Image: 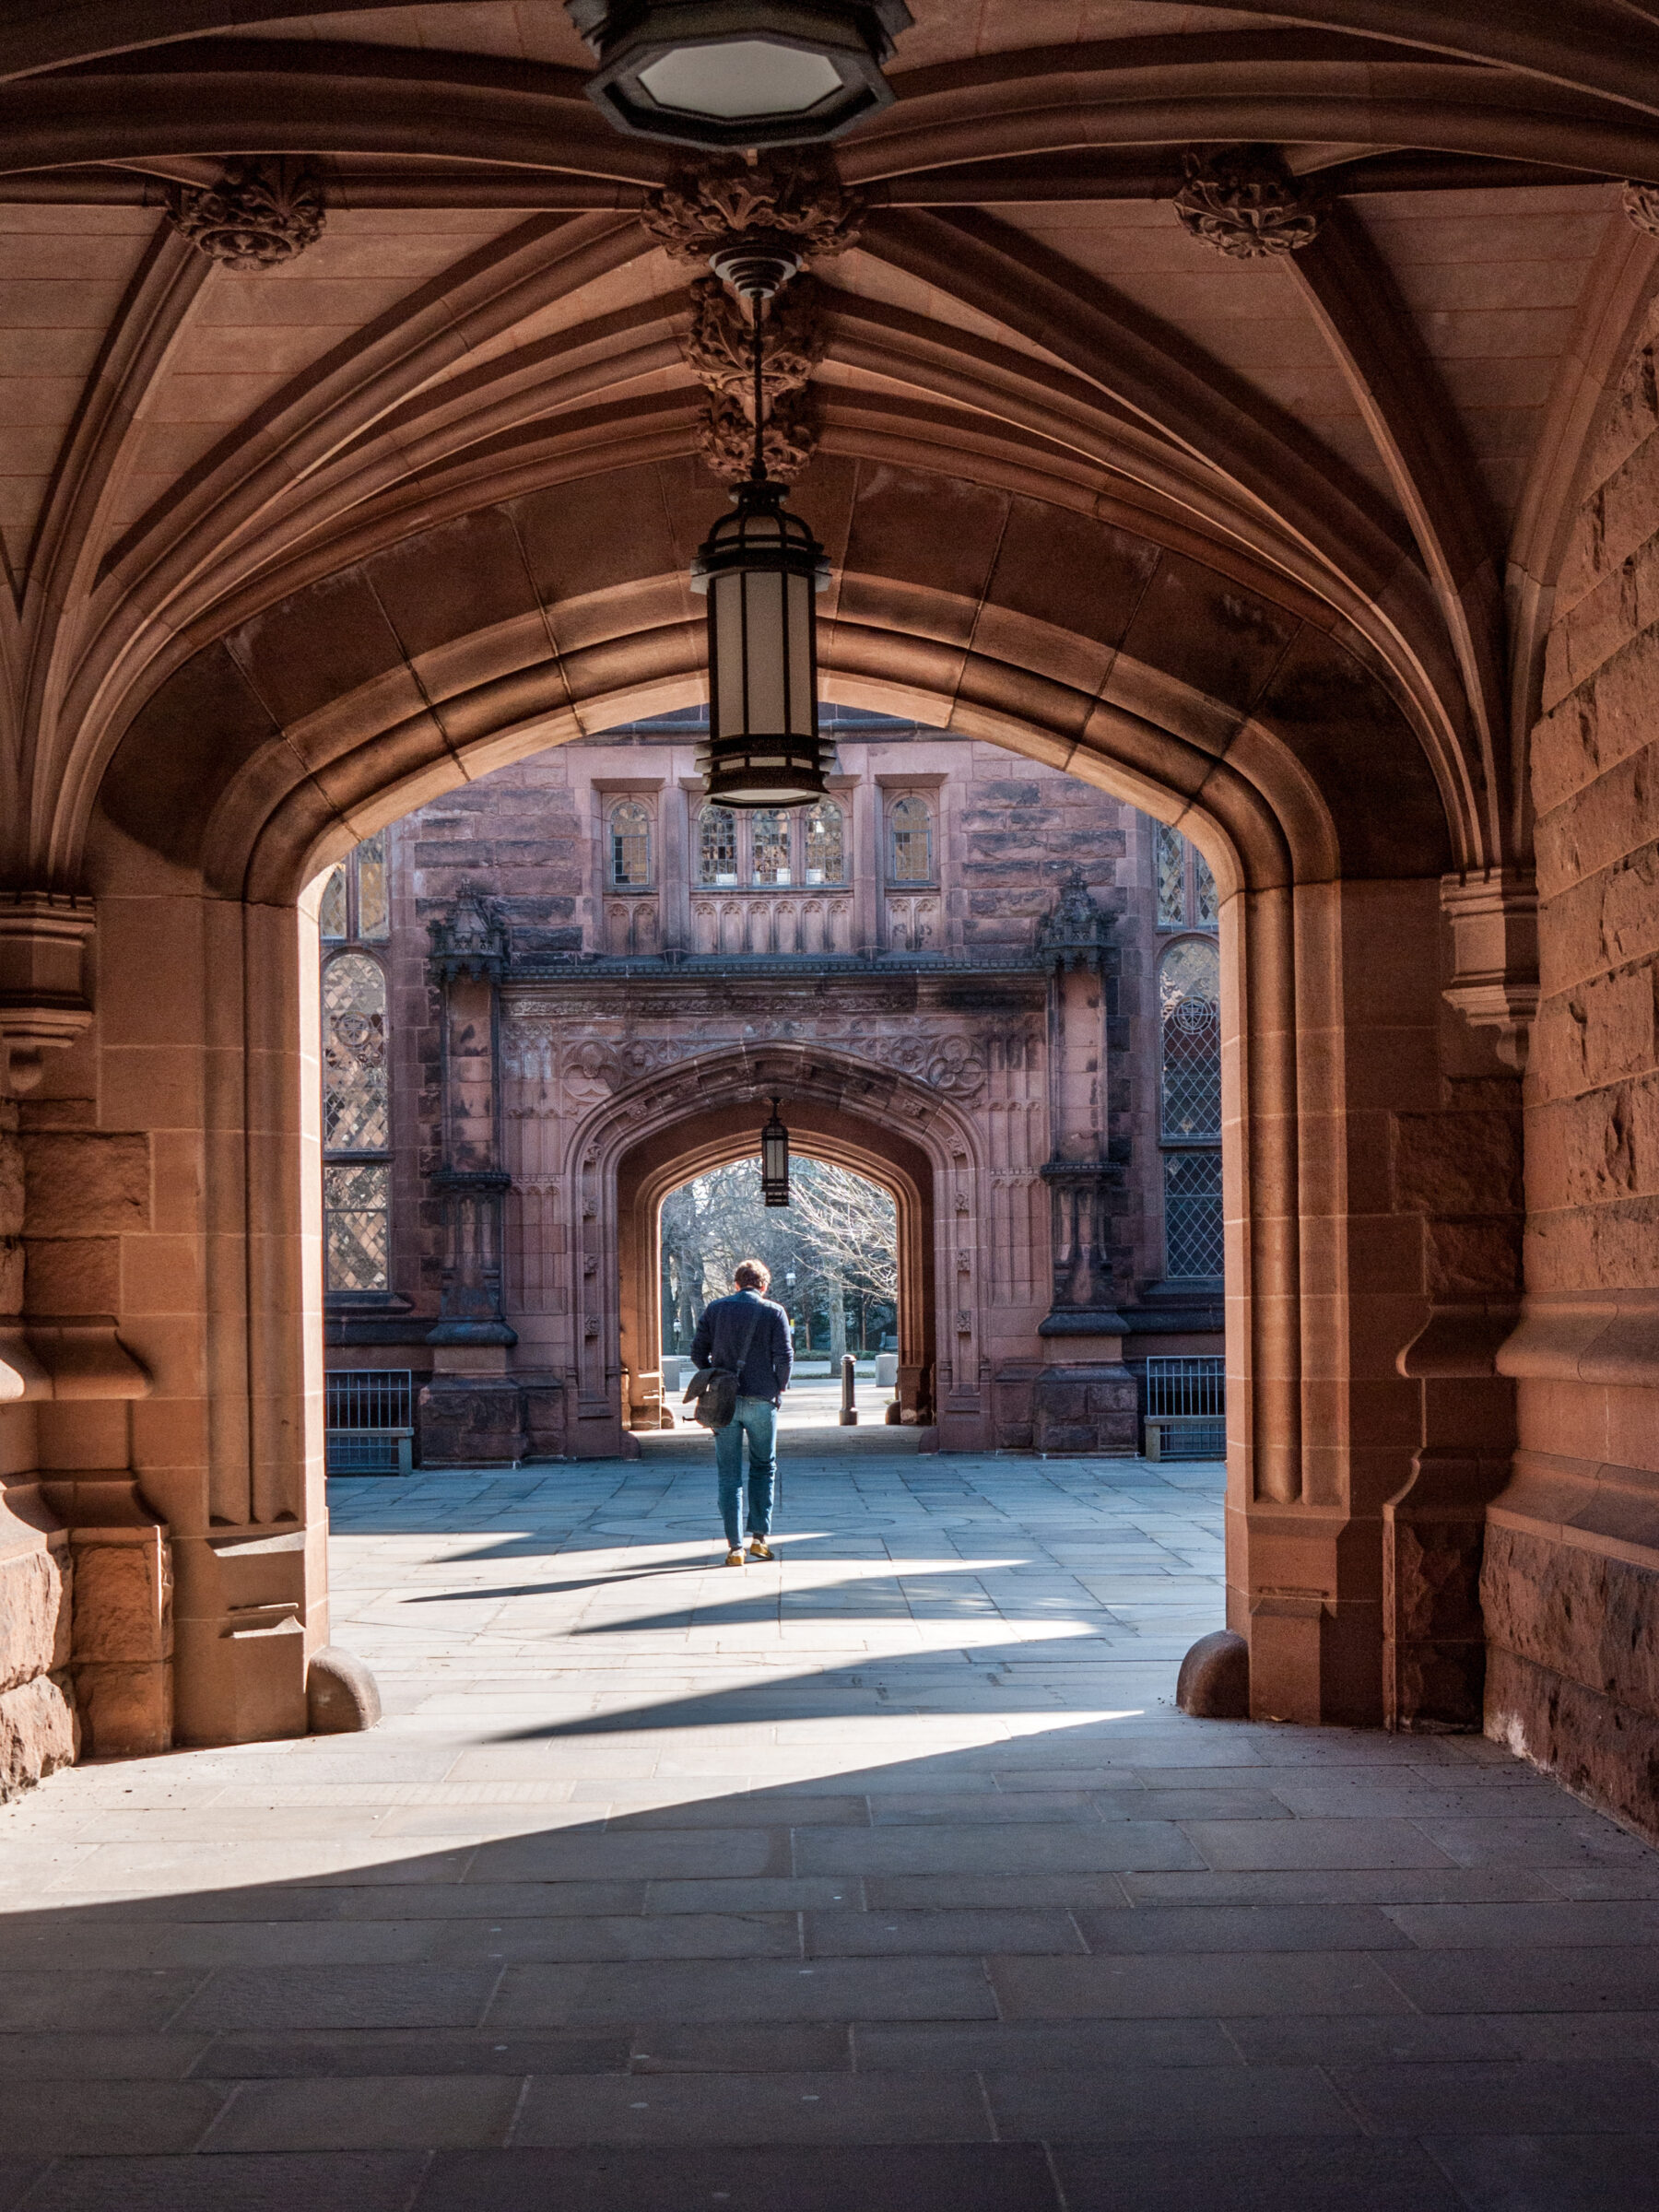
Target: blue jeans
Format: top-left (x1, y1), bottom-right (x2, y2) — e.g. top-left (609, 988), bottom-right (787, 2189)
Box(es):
top-left (715, 1396), bottom-right (777, 1548)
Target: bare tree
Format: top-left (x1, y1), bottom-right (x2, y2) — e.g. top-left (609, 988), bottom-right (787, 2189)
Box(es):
top-left (786, 1160), bottom-right (899, 1309)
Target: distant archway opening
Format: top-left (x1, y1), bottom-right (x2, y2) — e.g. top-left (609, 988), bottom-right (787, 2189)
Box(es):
top-left (658, 1155), bottom-right (900, 1428)
top-left (614, 1092), bottom-right (936, 1440)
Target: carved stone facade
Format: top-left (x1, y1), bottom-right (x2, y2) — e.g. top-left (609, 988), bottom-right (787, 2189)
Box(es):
top-left (323, 715), bottom-right (1222, 1462)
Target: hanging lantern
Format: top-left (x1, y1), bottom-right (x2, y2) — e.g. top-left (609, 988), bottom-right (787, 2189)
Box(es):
top-left (566, 0), bottom-right (912, 149)
top-left (760, 1096), bottom-right (790, 1206)
top-left (689, 244), bottom-right (830, 809)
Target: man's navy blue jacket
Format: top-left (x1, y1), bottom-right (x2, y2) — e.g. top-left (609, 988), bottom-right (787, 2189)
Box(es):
top-left (691, 1289), bottom-right (794, 1405)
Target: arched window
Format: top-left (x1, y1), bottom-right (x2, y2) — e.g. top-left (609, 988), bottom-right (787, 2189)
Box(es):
top-left (888, 794), bottom-right (933, 883)
top-left (609, 800), bottom-right (651, 888)
top-left (319, 828), bottom-right (389, 944)
top-left (322, 949), bottom-right (390, 1291)
top-left (698, 804), bottom-right (737, 886)
top-left (1159, 936), bottom-right (1223, 1278)
top-left (752, 808), bottom-right (791, 885)
top-left (804, 798), bottom-right (845, 884)
top-left (1155, 823), bottom-right (1218, 932)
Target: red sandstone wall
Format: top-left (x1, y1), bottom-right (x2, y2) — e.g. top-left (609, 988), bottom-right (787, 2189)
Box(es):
top-left (1487, 297), bottom-right (1659, 1837)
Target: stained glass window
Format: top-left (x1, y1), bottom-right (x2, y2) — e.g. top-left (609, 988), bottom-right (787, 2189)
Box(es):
top-left (324, 953), bottom-right (388, 1152)
top-left (324, 1161), bottom-right (390, 1293)
top-left (752, 809), bottom-right (791, 885)
top-left (1194, 847), bottom-right (1218, 926)
top-left (356, 830), bottom-right (389, 940)
top-left (1164, 1150), bottom-right (1224, 1277)
top-left (1159, 937), bottom-right (1221, 1140)
top-left (610, 800), bottom-right (651, 888)
top-left (1156, 821), bottom-right (1184, 926)
top-left (319, 865), bottom-right (347, 941)
top-left (699, 804), bottom-right (737, 886)
top-left (805, 798), bottom-right (844, 884)
top-left (888, 794), bottom-right (933, 883)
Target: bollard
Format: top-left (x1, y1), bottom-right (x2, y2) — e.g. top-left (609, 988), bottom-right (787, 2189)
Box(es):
top-left (839, 1353), bottom-right (858, 1426)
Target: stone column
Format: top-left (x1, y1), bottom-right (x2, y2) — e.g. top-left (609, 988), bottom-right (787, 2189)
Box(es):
top-left (1031, 872), bottom-right (1137, 1453)
top-left (419, 896), bottom-right (525, 1465)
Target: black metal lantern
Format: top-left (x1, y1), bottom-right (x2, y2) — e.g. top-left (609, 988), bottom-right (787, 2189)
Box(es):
top-left (566, 0), bottom-right (912, 149)
top-left (690, 262), bottom-right (830, 809)
top-left (760, 1095), bottom-right (790, 1206)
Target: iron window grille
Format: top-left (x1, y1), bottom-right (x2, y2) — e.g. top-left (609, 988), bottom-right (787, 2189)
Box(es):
top-left (324, 1369), bottom-right (414, 1474)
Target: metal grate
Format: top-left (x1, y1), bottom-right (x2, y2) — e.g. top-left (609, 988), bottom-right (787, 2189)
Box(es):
top-left (1145, 1356), bottom-right (1225, 1418)
top-left (1164, 1149), bottom-right (1224, 1277)
top-left (1144, 1355), bottom-right (1226, 1461)
top-left (325, 1369), bottom-right (413, 1477)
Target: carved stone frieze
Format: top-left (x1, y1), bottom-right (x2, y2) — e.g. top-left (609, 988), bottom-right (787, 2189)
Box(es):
top-left (167, 158), bottom-right (326, 270)
top-left (502, 1014), bottom-right (1013, 1101)
top-left (1172, 153), bottom-right (1323, 260)
top-left (641, 156), bottom-right (863, 270)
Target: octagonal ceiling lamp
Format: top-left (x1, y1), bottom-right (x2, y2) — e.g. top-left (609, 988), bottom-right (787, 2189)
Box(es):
top-left (566, 0), bottom-right (912, 148)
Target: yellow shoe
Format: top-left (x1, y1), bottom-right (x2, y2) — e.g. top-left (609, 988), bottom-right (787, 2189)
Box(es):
top-left (724, 1547), bottom-right (746, 1567)
top-left (747, 1537), bottom-right (774, 1561)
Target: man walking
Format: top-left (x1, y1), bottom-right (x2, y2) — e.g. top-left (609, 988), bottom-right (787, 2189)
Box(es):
top-left (691, 1259), bottom-right (793, 1567)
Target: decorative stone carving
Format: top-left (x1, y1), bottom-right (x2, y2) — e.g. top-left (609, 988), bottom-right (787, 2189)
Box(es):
top-left (166, 158), bottom-right (326, 270)
top-left (685, 274), bottom-right (824, 400)
top-left (1624, 181), bottom-right (1659, 237)
top-left (699, 388), bottom-right (818, 482)
top-left (1172, 153), bottom-right (1323, 260)
top-left (641, 155), bottom-right (863, 270)
top-left (429, 891), bottom-right (510, 982)
top-left (1036, 867), bottom-right (1113, 971)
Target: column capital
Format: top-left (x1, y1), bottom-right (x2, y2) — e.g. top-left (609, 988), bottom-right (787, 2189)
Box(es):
top-left (0, 890), bottom-right (94, 1093)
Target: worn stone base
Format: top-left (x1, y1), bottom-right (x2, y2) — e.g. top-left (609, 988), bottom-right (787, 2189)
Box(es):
top-left (418, 1378), bottom-right (531, 1465)
top-left (1486, 1644), bottom-right (1659, 1848)
top-left (0, 1671), bottom-right (77, 1799)
top-left (1032, 1364), bottom-right (1138, 1455)
top-left (1481, 1519), bottom-right (1659, 1841)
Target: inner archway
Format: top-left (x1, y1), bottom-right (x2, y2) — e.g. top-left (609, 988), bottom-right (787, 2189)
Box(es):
top-left (613, 1078), bottom-right (939, 1444)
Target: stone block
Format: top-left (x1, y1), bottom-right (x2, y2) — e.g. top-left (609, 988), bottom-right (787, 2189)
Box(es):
top-left (308, 1644), bottom-right (382, 1734)
top-left (0, 1545), bottom-right (70, 1694)
top-left (418, 1378), bottom-right (529, 1465)
top-left (1481, 1521), bottom-right (1659, 1722)
top-left (1031, 1366), bottom-right (1136, 1455)
top-left (1389, 1110), bottom-right (1522, 1220)
top-left (1176, 1629), bottom-right (1249, 1718)
top-left (71, 1529), bottom-right (171, 1665)
top-left (1487, 1643), bottom-right (1659, 1850)
top-left (74, 1657), bottom-right (170, 1758)
top-left (19, 1132), bottom-right (150, 1237)
top-left (0, 1669), bottom-right (76, 1798)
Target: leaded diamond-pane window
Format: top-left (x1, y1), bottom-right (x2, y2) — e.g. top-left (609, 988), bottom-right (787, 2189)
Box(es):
top-left (356, 830), bottom-right (389, 940)
top-left (1194, 848), bottom-right (1218, 925)
top-left (1164, 1150), bottom-right (1224, 1278)
top-left (805, 798), bottom-right (844, 883)
top-left (1159, 937), bottom-right (1221, 1141)
top-left (752, 808), bottom-right (791, 885)
top-left (699, 804), bottom-right (737, 886)
top-left (324, 1161), bottom-right (390, 1292)
top-left (610, 800), bottom-right (651, 887)
top-left (319, 865), bottom-right (347, 941)
top-left (1156, 821), bottom-right (1184, 926)
top-left (888, 794), bottom-right (933, 883)
top-left (323, 952), bottom-right (388, 1152)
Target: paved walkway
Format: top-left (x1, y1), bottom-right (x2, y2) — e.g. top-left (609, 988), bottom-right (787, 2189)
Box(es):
top-left (1, 1438), bottom-right (1656, 2210)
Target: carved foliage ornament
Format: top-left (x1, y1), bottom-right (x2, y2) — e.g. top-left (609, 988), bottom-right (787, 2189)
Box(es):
top-left (700, 388), bottom-right (818, 483)
top-left (685, 274), bottom-right (824, 399)
top-left (1624, 182), bottom-right (1659, 238)
top-left (167, 158), bottom-right (326, 270)
top-left (641, 155), bottom-right (863, 268)
top-left (1172, 153), bottom-right (1323, 261)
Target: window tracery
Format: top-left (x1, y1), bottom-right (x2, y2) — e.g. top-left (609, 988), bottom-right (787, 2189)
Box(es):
top-left (804, 798), bottom-right (844, 883)
top-left (1159, 935), bottom-right (1223, 1279)
top-left (318, 832), bottom-right (393, 1294)
top-left (698, 803), bottom-right (738, 886)
top-left (1155, 824), bottom-right (1218, 932)
top-left (609, 799), bottom-right (652, 888)
top-left (752, 808), bottom-right (791, 885)
top-left (888, 794), bottom-right (934, 883)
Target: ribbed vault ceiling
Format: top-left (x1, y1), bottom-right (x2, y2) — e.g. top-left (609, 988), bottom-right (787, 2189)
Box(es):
top-left (4, 0), bottom-right (1659, 887)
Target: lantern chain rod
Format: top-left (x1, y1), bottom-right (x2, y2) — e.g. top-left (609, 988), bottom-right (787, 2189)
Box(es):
top-left (751, 300), bottom-right (766, 483)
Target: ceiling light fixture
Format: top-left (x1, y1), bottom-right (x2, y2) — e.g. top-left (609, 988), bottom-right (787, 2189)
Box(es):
top-left (566, 0), bottom-right (912, 148)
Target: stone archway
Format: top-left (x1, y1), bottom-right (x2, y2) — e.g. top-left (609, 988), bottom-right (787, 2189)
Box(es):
top-left (576, 1048), bottom-right (964, 1457)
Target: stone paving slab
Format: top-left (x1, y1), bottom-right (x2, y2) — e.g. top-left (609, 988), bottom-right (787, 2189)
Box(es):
top-left (3, 1446), bottom-right (1658, 2208)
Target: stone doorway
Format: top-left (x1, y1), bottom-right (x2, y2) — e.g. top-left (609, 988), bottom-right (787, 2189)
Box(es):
top-left (612, 1077), bottom-right (939, 1450)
